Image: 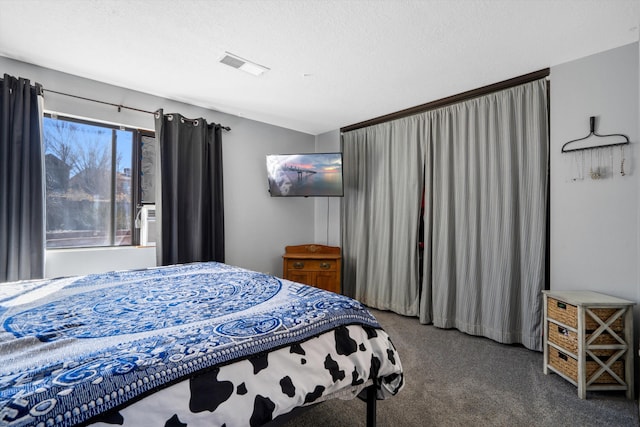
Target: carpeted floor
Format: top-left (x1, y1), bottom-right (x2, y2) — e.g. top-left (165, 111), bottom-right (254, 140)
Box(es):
top-left (283, 308), bottom-right (639, 427)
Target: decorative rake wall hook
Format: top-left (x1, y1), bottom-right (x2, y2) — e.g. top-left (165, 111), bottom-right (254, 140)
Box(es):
top-left (561, 116), bottom-right (630, 180)
top-left (561, 116), bottom-right (629, 153)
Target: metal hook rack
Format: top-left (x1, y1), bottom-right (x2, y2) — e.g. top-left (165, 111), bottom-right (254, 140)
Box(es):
top-left (561, 116), bottom-right (629, 153)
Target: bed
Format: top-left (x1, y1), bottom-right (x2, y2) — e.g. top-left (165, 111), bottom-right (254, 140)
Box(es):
top-left (0, 262), bottom-right (403, 427)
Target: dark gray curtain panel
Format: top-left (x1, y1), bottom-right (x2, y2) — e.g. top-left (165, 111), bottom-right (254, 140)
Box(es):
top-left (154, 111), bottom-right (225, 266)
top-left (342, 79), bottom-right (548, 351)
top-left (0, 74), bottom-right (45, 282)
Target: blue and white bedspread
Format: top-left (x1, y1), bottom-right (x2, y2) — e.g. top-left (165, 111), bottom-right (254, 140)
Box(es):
top-left (0, 262), bottom-right (403, 427)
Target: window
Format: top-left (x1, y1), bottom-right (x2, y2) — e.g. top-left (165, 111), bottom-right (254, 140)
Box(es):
top-left (43, 115), bottom-right (152, 248)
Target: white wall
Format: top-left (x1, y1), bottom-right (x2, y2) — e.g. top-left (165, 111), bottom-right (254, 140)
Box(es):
top-left (45, 246), bottom-right (156, 278)
top-left (549, 40), bottom-right (639, 394)
top-left (550, 41), bottom-right (640, 385)
top-left (11, 41), bottom-right (637, 293)
top-left (550, 42), bottom-right (638, 302)
top-left (224, 116), bottom-right (316, 276)
top-left (313, 129), bottom-right (342, 246)
top-left (0, 56), bottom-right (316, 277)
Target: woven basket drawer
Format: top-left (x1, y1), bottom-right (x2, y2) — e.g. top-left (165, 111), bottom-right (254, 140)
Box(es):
top-left (547, 298), bottom-right (623, 330)
top-left (549, 348), bottom-right (624, 385)
top-left (547, 298), bottom-right (578, 327)
top-left (548, 325), bottom-right (621, 354)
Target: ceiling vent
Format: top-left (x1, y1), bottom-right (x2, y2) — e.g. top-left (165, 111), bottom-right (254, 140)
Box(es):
top-left (219, 52), bottom-right (270, 76)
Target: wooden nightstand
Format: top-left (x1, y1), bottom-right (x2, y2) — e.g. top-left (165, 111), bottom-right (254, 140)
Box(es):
top-left (542, 290), bottom-right (635, 399)
top-left (282, 244), bottom-right (341, 294)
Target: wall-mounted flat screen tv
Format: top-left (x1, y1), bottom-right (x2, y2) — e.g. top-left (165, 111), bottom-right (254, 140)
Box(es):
top-left (266, 152), bottom-right (343, 197)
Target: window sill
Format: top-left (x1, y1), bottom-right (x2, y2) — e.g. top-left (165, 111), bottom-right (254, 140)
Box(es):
top-left (45, 246), bottom-right (157, 278)
top-left (46, 246), bottom-right (154, 253)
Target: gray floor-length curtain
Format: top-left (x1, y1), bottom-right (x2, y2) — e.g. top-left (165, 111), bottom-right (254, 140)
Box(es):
top-left (421, 80), bottom-right (548, 351)
top-left (342, 117), bottom-right (426, 316)
top-left (0, 74), bottom-right (45, 282)
top-left (342, 79), bottom-right (548, 351)
top-left (154, 110), bottom-right (225, 266)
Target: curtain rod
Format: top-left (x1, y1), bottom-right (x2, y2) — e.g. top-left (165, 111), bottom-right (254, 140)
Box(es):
top-left (340, 68), bottom-right (550, 133)
top-left (43, 88), bottom-right (231, 131)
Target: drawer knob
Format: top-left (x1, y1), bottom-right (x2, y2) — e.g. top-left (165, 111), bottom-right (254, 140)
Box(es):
top-left (320, 262), bottom-right (331, 269)
top-left (293, 262), bottom-right (304, 269)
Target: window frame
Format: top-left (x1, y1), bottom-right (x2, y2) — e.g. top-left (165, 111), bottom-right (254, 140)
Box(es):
top-left (43, 113), bottom-right (153, 249)
top-left (132, 129), bottom-right (155, 245)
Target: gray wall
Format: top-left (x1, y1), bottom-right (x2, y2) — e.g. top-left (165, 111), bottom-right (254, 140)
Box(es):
top-left (314, 129), bottom-right (341, 247)
top-left (5, 41), bottom-right (640, 298)
top-left (550, 42), bottom-right (639, 304)
top-left (0, 56), bottom-right (316, 277)
top-left (550, 41), bottom-right (640, 385)
top-left (550, 40), bottom-right (639, 394)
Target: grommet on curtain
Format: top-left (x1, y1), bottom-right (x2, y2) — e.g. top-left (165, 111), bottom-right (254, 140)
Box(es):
top-left (167, 115), bottom-right (173, 121)
top-left (179, 117), bottom-right (199, 126)
top-left (154, 111), bottom-right (160, 119)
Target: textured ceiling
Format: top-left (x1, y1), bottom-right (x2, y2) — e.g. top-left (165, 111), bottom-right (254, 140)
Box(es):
top-left (0, 0), bottom-right (638, 135)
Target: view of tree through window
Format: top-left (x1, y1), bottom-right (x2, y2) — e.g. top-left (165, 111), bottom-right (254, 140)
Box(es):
top-left (44, 116), bottom-right (134, 248)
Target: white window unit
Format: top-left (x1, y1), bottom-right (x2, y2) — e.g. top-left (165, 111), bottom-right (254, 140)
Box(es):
top-left (140, 205), bottom-right (156, 247)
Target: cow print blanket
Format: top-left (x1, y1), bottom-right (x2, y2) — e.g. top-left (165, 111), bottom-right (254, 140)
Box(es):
top-left (0, 262), bottom-right (403, 427)
top-left (89, 324), bottom-right (402, 427)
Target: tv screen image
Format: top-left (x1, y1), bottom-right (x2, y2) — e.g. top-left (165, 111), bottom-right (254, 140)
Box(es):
top-left (266, 152), bottom-right (343, 197)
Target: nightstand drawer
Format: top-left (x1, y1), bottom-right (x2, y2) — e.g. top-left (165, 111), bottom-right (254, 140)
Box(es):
top-left (549, 347), bottom-right (624, 385)
top-left (547, 297), bottom-right (578, 327)
top-left (286, 259), bottom-right (337, 271)
top-left (548, 324), bottom-right (620, 354)
top-left (547, 297), bottom-right (623, 330)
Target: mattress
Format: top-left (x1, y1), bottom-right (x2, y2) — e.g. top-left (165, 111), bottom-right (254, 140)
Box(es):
top-left (0, 262), bottom-right (403, 427)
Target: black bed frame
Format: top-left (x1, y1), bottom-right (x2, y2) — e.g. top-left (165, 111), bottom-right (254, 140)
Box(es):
top-left (268, 384), bottom-right (377, 427)
top-left (365, 384), bottom-right (377, 426)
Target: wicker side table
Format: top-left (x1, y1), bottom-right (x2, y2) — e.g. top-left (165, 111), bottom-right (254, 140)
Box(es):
top-left (542, 290), bottom-right (635, 399)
